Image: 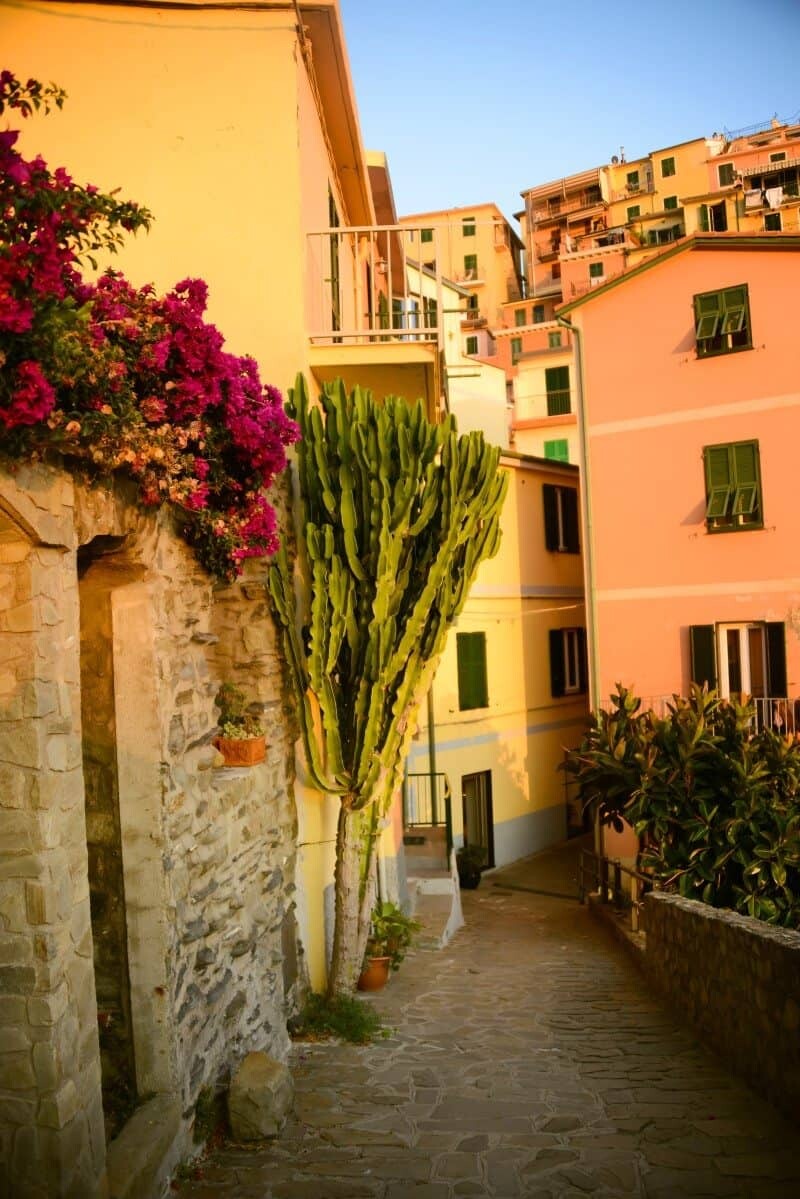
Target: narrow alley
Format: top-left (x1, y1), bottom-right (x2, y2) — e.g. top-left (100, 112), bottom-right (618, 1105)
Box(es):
top-left (178, 841), bottom-right (799, 1198)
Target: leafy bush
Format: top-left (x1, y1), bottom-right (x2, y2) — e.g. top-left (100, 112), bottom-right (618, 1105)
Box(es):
top-left (565, 685), bottom-right (800, 926)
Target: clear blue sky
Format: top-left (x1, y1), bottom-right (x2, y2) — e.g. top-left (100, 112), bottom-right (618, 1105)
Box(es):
top-left (339, 0), bottom-right (800, 228)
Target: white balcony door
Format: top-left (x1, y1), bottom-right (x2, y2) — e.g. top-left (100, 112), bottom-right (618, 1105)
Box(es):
top-left (717, 623), bottom-right (766, 700)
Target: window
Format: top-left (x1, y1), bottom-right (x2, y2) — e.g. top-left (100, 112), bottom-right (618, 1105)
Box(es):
top-left (464, 254), bottom-right (478, 275)
top-left (703, 440), bottom-right (762, 531)
top-left (422, 296), bottom-right (437, 329)
top-left (770, 151), bottom-right (786, 163)
top-left (467, 293), bottom-right (479, 313)
top-left (545, 365), bottom-right (570, 415)
top-left (514, 308), bottom-right (526, 327)
top-left (690, 622), bottom-right (786, 700)
top-left (661, 156), bottom-right (676, 177)
top-left (462, 217), bottom-right (476, 237)
top-left (457, 632), bottom-right (488, 710)
top-left (421, 228), bottom-right (433, 243)
top-left (549, 628), bottom-right (587, 697)
top-left (765, 212), bottom-right (782, 231)
top-left (532, 304), bottom-right (545, 323)
top-left (466, 335), bottom-right (478, 355)
top-left (548, 331), bottom-right (562, 348)
top-left (718, 163), bottom-right (735, 186)
top-left (511, 337), bottom-right (522, 364)
top-left (626, 169), bottom-right (640, 191)
top-left (627, 205), bottom-right (641, 221)
top-left (694, 284), bottom-right (751, 357)
top-left (589, 261), bottom-right (604, 279)
top-left (552, 262), bottom-right (562, 281)
top-left (544, 439), bottom-right (569, 462)
top-left (698, 200), bottom-right (727, 232)
top-left (663, 195), bottom-right (678, 210)
top-left (543, 483), bottom-right (579, 553)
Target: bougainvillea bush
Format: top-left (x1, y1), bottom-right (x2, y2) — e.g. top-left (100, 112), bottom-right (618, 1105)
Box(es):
top-left (0, 71), bottom-right (298, 580)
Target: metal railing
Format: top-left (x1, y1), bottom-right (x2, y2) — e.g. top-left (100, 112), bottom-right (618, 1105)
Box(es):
top-left (307, 223), bottom-right (443, 347)
top-left (579, 850), bottom-right (658, 933)
top-left (402, 771), bottom-right (453, 855)
top-left (531, 191), bottom-right (605, 222)
top-left (753, 696), bottom-right (800, 736)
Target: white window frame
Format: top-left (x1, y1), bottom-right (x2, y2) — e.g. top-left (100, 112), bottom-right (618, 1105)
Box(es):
top-left (717, 623), bottom-right (766, 699)
top-left (562, 629), bottom-right (582, 693)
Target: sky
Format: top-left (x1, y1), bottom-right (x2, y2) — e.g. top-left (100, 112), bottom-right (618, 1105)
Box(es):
top-left (338, 0), bottom-right (800, 229)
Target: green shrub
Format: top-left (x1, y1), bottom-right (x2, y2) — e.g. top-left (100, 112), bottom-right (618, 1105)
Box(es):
top-left (288, 992), bottom-right (388, 1044)
top-left (565, 684), bottom-right (800, 926)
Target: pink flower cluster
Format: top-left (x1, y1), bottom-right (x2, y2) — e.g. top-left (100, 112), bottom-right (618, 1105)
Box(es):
top-left (0, 71), bottom-right (299, 580)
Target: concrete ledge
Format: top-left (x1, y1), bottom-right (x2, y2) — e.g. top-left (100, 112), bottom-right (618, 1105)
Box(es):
top-left (106, 1094), bottom-right (184, 1199)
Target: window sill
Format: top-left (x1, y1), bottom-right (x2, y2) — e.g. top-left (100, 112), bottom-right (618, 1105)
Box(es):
top-left (695, 342), bottom-right (753, 361)
top-left (705, 521), bottom-right (764, 534)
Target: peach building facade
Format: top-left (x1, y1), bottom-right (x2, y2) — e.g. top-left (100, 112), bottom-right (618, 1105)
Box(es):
top-left (559, 235), bottom-right (800, 724)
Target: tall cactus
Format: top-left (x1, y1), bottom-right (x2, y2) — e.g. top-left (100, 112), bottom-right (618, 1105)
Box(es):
top-left (269, 375), bottom-right (507, 995)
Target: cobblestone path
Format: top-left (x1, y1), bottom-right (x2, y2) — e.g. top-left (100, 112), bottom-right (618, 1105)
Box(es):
top-left (178, 842), bottom-right (799, 1198)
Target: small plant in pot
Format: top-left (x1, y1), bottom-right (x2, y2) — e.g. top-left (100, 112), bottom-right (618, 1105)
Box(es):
top-left (456, 844), bottom-right (486, 889)
top-left (357, 901), bottom-right (421, 992)
top-left (213, 682), bottom-right (266, 766)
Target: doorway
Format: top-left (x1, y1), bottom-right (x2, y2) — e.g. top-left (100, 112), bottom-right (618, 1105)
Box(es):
top-left (718, 623), bottom-right (766, 700)
top-left (462, 771), bottom-right (494, 869)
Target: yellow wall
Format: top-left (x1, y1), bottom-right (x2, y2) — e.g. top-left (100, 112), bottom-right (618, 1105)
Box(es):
top-left (2, 0), bottom-right (379, 993)
top-left (409, 458), bottom-right (587, 865)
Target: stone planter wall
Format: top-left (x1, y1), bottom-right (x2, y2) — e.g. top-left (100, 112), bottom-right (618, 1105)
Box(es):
top-left (0, 463), bottom-right (300, 1198)
top-left (643, 892), bottom-right (800, 1122)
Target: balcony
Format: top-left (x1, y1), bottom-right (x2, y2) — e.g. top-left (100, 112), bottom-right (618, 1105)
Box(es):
top-left (568, 270), bottom-right (624, 297)
top-left (531, 191), bottom-right (605, 222)
top-left (307, 224), bottom-right (443, 420)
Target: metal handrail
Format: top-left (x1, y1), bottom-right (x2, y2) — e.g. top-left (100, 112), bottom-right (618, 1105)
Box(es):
top-left (578, 849), bottom-right (658, 933)
top-left (403, 772), bottom-right (453, 856)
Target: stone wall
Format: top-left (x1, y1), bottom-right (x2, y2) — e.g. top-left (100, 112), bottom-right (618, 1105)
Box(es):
top-left (643, 892), bottom-right (800, 1122)
top-left (0, 463), bottom-right (301, 1198)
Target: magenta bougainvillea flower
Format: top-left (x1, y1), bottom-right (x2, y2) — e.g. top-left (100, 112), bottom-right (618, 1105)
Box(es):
top-left (0, 71), bottom-right (299, 580)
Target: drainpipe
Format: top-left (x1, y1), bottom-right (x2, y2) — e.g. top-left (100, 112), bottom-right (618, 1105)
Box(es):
top-left (426, 684), bottom-right (438, 828)
top-left (556, 314), bottom-right (602, 857)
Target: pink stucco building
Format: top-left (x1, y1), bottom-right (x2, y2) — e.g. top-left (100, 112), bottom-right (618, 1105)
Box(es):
top-left (559, 233), bottom-right (800, 729)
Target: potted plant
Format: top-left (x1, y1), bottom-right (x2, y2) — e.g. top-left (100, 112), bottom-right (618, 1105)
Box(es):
top-left (357, 901), bottom-right (420, 991)
top-left (456, 844), bottom-right (486, 890)
top-left (213, 682), bottom-right (266, 766)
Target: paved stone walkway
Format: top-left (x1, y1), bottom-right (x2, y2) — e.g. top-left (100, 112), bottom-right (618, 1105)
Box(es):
top-left (177, 839), bottom-right (799, 1197)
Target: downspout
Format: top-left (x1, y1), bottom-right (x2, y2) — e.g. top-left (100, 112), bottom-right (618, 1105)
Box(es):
top-left (556, 314), bottom-right (602, 856)
top-left (426, 685), bottom-right (438, 828)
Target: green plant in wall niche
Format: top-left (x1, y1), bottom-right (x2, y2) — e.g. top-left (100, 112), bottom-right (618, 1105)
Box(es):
top-left (269, 375), bottom-right (507, 996)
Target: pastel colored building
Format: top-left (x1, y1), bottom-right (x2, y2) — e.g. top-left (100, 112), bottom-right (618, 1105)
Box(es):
top-left (407, 453), bottom-right (589, 867)
top-left (557, 234), bottom-right (800, 728)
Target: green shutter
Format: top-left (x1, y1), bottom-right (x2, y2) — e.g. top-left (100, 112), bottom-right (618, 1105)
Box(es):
top-left (543, 484), bottom-right (559, 550)
top-left (694, 289), bottom-right (720, 338)
top-left (766, 623), bottom-right (787, 697)
top-left (704, 444), bottom-right (733, 518)
top-left (515, 308), bottom-right (526, 326)
top-left (544, 439), bottom-right (569, 462)
top-left (545, 365), bottom-right (570, 416)
top-left (720, 285), bottom-right (747, 334)
top-left (533, 305), bottom-right (545, 323)
top-left (577, 627), bottom-right (588, 694)
top-left (698, 204), bottom-right (710, 233)
top-left (627, 205), bottom-right (640, 221)
top-left (457, 632), bottom-right (488, 710)
top-left (563, 488), bottom-right (580, 553)
top-left (731, 441), bottom-right (760, 517)
top-left (690, 625), bottom-right (717, 689)
top-left (549, 629), bottom-right (566, 697)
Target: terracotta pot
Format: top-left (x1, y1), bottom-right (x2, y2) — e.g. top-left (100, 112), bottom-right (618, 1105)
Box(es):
top-left (357, 955), bottom-right (391, 992)
top-left (213, 734), bottom-right (266, 767)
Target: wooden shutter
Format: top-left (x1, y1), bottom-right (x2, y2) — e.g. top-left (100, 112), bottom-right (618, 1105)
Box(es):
top-left (690, 625), bottom-right (717, 689)
top-left (543, 484), bottom-right (559, 550)
top-left (694, 288), bottom-right (720, 338)
top-left (704, 445), bottom-right (733, 518)
top-left (549, 629), bottom-right (566, 698)
top-left (731, 441), bottom-right (760, 518)
top-left (766, 623), bottom-right (787, 698)
top-left (577, 627), bottom-right (588, 694)
top-left (563, 488), bottom-right (580, 553)
top-left (698, 204), bottom-right (710, 232)
top-left (721, 286), bottom-right (747, 334)
top-left (457, 632), bottom-right (487, 710)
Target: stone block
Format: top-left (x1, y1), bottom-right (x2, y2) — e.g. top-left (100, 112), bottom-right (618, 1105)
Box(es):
top-left (227, 1051), bottom-right (293, 1140)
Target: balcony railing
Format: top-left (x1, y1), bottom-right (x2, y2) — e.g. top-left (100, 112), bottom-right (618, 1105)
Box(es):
top-left (568, 270), bottom-right (624, 297)
top-left (531, 191), bottom-right (605, 222)
top-left (546, 389), bottom-right (571, 416)
top-left (307, 223), bottom-right (443, 347)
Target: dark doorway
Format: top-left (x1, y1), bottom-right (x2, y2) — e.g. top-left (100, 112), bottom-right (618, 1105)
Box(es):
top-left (462, 770), bottom-right (494, 869)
